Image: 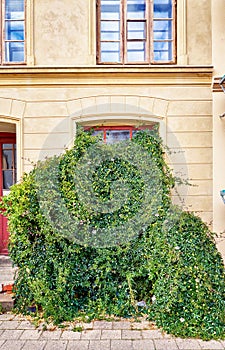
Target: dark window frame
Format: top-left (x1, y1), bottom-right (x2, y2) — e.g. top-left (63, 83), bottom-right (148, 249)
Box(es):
top-left (96, 0), bottom-right (177, 65)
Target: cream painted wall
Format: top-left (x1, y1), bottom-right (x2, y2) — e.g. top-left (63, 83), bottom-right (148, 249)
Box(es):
top-left (212, 0), bottom-right (225, 259)
top-left (34, 0), bottom-right (92, 65)
top-left (0, 82), bottom-right (212, 227)
top-left (32, 0), bottom-right (212, 66)
top-left (187, 0), bottom-right (212, 65)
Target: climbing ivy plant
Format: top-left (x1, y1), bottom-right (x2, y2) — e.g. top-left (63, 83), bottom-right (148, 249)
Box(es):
top-left (0, 128), bottom-right (225, 340)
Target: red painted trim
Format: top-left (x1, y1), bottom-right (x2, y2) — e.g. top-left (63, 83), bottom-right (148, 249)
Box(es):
top-left (0, 133), bottom-right (16, 255)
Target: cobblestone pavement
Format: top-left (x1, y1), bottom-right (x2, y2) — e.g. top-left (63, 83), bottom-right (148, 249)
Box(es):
top-left (0, 313), bottom-right (225, 350)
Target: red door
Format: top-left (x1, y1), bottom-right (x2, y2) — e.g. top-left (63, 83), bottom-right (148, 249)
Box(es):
top-left (0, 133), bottom-right (16, 255)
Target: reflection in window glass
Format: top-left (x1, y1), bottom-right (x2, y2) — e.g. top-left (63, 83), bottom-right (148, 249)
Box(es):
top-left (101, 42), bottom-right (120, 62)
top-left (3, 170), bottom-right (13, 189)
top-left (101, 0), bottom-right (120, 20)
top-left (127, 21), bottom-right (146, 40)
top-left (101, 21), bottom-right (120, 41)
top-left (4, 0), bottom-right (25, 63)
top-left (5, 21), bottom-right (25, 40)
top-left (127, 42), bottom-right (145, 62)
top-left (1, 142), bottom-right (16, 190)
top-left (106, 130), bottom-right (130, 144)
top-left (153, 0), bottom-right (172, 18)
top-left (153, 41), bottom-right (172, 61)
top-left (6, 0), bottom-right (24, 20)
top-left (127, 0), bottom-right (146, 19)
top-left (153, 20), bottom-right (172, 40)
top-left (5, 42), bottom-right (24, 62)
top-left (98, 0), bottom-right (175, 64)
top-left (2, 150), bottom-right (13, 169)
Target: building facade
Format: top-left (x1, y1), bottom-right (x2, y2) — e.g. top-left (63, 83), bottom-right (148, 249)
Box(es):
top-left (0, 0), bottom-right (224, 260)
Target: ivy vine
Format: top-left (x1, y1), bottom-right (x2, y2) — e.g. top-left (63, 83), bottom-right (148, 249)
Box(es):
top-left (0, 128), bottom-right (224, 340)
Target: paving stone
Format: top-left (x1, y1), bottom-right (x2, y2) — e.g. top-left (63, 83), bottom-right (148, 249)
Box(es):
top-left (0, 340), bottom-right (5, 347)
top-left (89, 339), bottom-right (110, 350)
top-left (220, 340), bottom-right (225, 348)
top-left (75, 322), bottom-right (93, 330)
top-left (93, 321), bottom-right (113, 329)
top-left (175, 338), bottom-right (202, 349)
top-left (20, 329), bottom-right (42, 340)
top-left (40, 330), bottom-right (62, 340)
top-left (133, 339), bottom-right (155, 350)
top-left (0, 321), bottom-right (21, 329)
top-left (122, 330), bottom-right (142, 339)
top-left (43, 340), bottom-right (68, 350)
top-left (142, 329), bottom-right (165, 339)
top-left (111, 339), bottom-right (133, 350)
top-left (0, 314), bottom-right (14, 321)
top-left (0, 329), bottom-right (23, 339)
top-left (67, 340), bottom-right (89, 350)
top-left (13, 315), bottom-right (27, 321)
top-left (81, 329), bottom-right (101, 340)
top-left (101, 330), bottom-right (121, 339)
top-left (17, 320), bottom-right (36, 329)
top-left (113, 321), bottom-right (131, 330)
top-left (154, 339), bottom-right (179, 350)
top-left (131, 321), bottom-right (153, 330)
top-left (21, 340), bottom-right (46, 350)
top-left (0, 340), bottom-right (25, 350)
top-left (61, 330), bottom-right (81, 339)
top-left (198, 339), bottom-right (224, 349)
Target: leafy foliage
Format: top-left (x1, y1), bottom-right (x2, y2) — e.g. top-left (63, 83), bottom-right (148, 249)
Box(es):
top-left (0, 129), bottom-right (225, 339)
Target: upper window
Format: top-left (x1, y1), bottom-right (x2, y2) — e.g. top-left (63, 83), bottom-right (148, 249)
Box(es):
top-left (1, 0), bottom-right (25, 64)
top-left (96, 0), bottom-right (176, 65)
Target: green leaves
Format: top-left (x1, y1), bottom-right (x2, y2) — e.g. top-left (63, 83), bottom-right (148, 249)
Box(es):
top-left (0, 129), bottom-right (224, 339)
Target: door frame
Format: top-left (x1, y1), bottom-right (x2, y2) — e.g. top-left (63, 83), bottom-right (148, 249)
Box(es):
top-left (0, 132), bottom-right (17, 255)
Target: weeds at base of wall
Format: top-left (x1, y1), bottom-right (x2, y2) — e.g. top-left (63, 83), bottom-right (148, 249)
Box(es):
top-left (0, 129), bottom-right (225, 340)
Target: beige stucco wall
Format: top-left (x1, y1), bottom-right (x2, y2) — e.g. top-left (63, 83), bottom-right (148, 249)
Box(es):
top-left (187, 0), bottom-right (212, 65)
top-left (0, 80), bottom-right (213, 228)
top-left (34, 0), bottom-right (92, 65)
top-left (32, 0), bottom-right (212, 66)
top-left (212, 0), bottom-right (225, 258)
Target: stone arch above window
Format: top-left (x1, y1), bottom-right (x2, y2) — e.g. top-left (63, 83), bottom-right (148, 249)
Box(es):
top-left (67, 95), bottom-right (168, 145)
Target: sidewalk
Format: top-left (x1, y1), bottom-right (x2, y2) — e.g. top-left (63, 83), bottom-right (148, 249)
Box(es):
top-left (0, 313), bottom-right (225, 350)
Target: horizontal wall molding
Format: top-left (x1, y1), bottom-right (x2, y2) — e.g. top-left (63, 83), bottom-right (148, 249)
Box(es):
top-left (0, 66), bottom-right (213, 87)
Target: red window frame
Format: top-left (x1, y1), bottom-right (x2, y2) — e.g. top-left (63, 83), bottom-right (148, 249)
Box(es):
top-left (84, 125), bottom-right (155, 143)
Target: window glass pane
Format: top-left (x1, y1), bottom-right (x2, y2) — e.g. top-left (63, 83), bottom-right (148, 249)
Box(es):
top-left (127, 42), bottom-right (145, 62)
top-left (5, 0), bottom-right (24, 20)
top-left (3, 170), bottom-right (13, 189)
top-left (106, 130), bottom-right (130, 144)
top-left (5, 41), bottom-right (24, 62)
top-left (127, 21), bottom-right (146, 40)
top-left (2, 144), bottom-right (13, 149)
top-left (153, 41), bottom-right (172, 61)
top-left (92, 130), bottom-right (104, 139)
top-left (153, 20), bottom-right (172, 40)
top-left (127, 0), bottom-right (146, 19)
top-left (101, 0), bottom-right (120, 20)
top-left (101, 42), bottom-right (120, 62)
top-left (101, 21), bottom-right (120, 41)
top-left (5, 21), bottom-right (25, 40)
top-left (153, 0), bottom-right (172, 18)
top-left (2, 150), bottom-right (13, 169)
